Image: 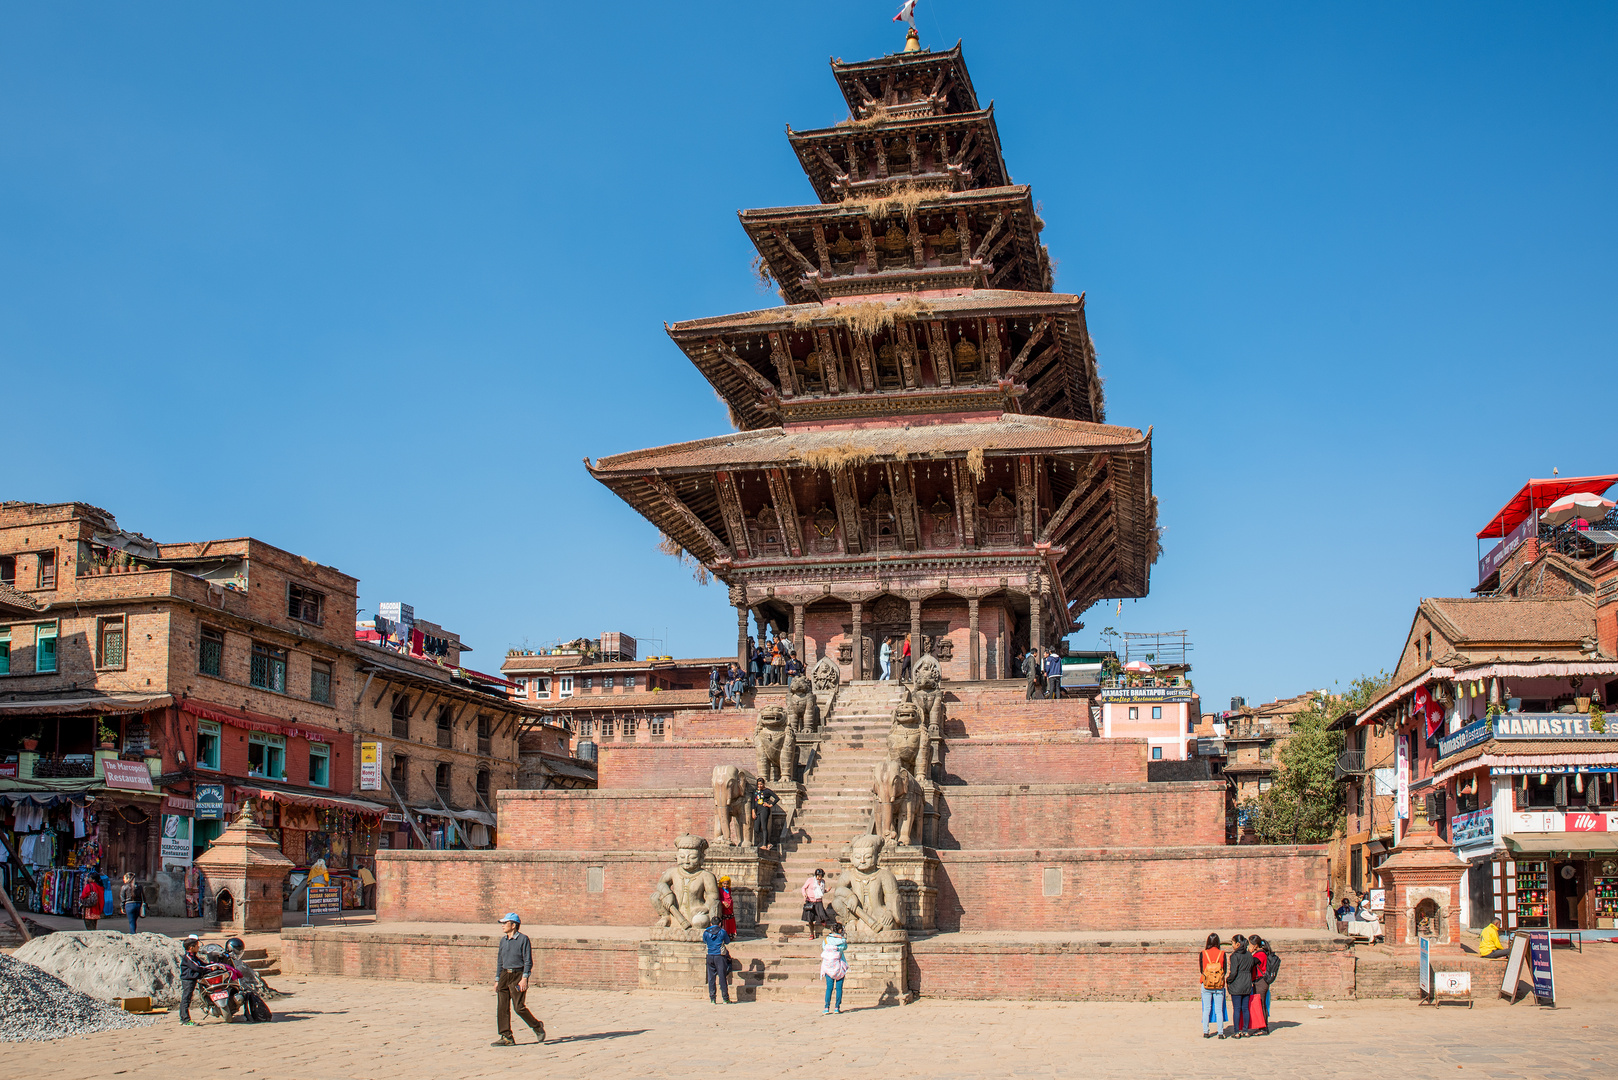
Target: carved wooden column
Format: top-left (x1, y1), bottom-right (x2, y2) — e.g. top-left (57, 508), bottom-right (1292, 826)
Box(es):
top-left (909, 597), bottom-right (923, 673)
top-left (968, 597), bottom-right (980, 681)
top-left (851, 600), bottom-right (863, 681)
top-left (1028, 587), bottom-right (1042, 659)
top-left (732, 584), bottom-right (749, 672)
top-left (792, 603), bottom-right (805, 664)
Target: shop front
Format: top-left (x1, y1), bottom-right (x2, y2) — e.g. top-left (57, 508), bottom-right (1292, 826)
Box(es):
top-left (1496, 809), bottom-right (1618, 932)
top-left (233, 785), bottom-right (387, 911)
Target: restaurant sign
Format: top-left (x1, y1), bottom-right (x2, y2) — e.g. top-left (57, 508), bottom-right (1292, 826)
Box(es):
top-left (1438, 718), bottom-right (1492, 760)
top-left (1098, 686), bottom-right (1194, 704)
top-left (195, 783), bottom-right (226, 821)
top-left (1493, 714), bottom-right (1618, 740)
top-left (101, 759), bottom-right (154, 791)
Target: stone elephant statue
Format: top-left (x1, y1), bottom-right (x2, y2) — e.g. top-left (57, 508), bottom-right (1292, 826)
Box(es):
top-left (711, 764), bottom-right (752, 846)
top-left (871, 759), bottom-right (922, 847)
top-left (755, 705), bottom-right (796, 784)
top-left (785, 675), bottom-right (820, 733)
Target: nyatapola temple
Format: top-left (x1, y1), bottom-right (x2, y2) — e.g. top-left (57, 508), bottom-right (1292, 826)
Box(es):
top-left (284, 37), bottom-right (1349, 1003)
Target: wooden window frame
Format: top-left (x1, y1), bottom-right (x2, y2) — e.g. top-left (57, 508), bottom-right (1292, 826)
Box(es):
top-left (286, 582), bottom-right (324, 626)
top-left (36, 550), bottom-right (57, 591)
top-left (97, 615), bottom-right (128, 671)
top-left (310, 658), bottom-right (333, 704)
top-left (199, 626), bottom-right (225, 677)
top-left (195, 720), bottom-right (222, 771)
top-left (308, 742), bottom-right (331, 788)
top-left (249, 641), bottom-right (288, 693)
top-left (0, 626), bottom-right (10, 676)
top-left (247, 731), bottom-right (286, 780)
top-left (34, 620), bottom-right (58, 674)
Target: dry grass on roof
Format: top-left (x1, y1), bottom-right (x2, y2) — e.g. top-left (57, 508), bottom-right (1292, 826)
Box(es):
top-left (787, 442), bottom-right (880, 474)
top-left (835, 105), bottom-right (891, 131)
top-left (965, 446), bottom-right (986, 483)
top-left (841, 181), bottom-right (932, 221)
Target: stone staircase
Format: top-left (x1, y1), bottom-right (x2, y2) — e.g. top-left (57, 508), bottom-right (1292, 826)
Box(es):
top-left (744, 682), bottom-right (903, 989)
top-left (240, 945), bottom-right (280, 977)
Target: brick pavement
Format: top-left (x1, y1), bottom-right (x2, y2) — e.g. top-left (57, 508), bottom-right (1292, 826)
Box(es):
top-left (7, 965), bottom-right (1613, 1080)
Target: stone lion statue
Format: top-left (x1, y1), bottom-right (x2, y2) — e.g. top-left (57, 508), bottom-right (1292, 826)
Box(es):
top-left (811, 655), bottom-right (841, 692)
top-left (886, 701), bottom-right (932, 782)
top-left (909, 653), bottom-right (946, 735)
top-left (754, 705), bottom-right (796, 784)
top-left (651, 833), bottom-right (720, 931)
top-left (831, 834), bottom-right (904, 939)
top-left (711, 764), bottom-right (751, 846)
top-left (871, 760), bottom-right (922, 847)
top-left (785, 675), bottom-right (820, 733)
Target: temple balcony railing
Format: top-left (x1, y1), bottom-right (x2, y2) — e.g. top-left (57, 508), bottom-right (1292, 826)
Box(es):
top-left (1334, 750), bottom-right (1367, 781)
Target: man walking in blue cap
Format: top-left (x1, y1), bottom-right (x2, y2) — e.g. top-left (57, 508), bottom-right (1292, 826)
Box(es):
top-left (493, 913), bottom-right (545, 1047)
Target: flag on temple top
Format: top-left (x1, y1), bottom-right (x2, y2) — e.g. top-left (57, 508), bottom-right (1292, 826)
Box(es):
top-left (894, 1), bottom-right (917, 26)
top-left (1116, 599), bottom-right (1122, 615)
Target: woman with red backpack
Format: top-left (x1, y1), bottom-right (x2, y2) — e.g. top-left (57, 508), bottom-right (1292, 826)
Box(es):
top-left (1198, 933), bottom-right (1229, 1038)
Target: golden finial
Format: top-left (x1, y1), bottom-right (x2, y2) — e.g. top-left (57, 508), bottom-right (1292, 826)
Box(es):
top-left (904, 27), bottom-right (921, 52)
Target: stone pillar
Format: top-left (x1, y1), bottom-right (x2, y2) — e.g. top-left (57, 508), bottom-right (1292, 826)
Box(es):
top-left (851, 600), bottom-right (863, 681)
top-left (967, 597), bottom-right (980, 681)
top-left (1028, 587), bottom-right (1043, 658)
top-left (792, 603), bottom-right (805, 663)
top-left (909, 598), bottom-right (922, 672)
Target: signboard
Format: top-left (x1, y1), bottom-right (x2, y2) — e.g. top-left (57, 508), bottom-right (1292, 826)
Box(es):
top-left (1493, 714), bottom-right (1618, 740)
top-left (1369, 889), bottom-right (1386, 912)
top-left (1438, 718), bottom-right (1492, 760)
top-left (1511, 811), bottom-right (1618, 834)
top-left (1450, 808), bottom-right (1495, 846)
top-left (1567, 812), bottom-right (1609, 832)
top-left (1419, 937), bottom-right (1431, 996)
top-left (307, 885), bottom-right (343, 916)
top-left (1098, 686), bottom-right (1194, 704)
top-left (1479, 510), bottom-right (1537, 586)
top-left (1396, 735), bottom-right (1410, 821)
top-left (102, 758), bottom-right (154, 791)
top-left (1499, 933), bottom-right (1530, 1000)
top-left (360, 742), bottom-right (381, 791)
top-left (0, 760), bottom-right (17, 779)
top-left (382, 812), bottom-right (404, 824)
top-left (195, 784), bottom-right (226, 821)
top-left (1434, 971), bottom-right (1471, 996)
top-left (160, 814), bottom-right (193, 868)
top-left (1526, 930), bottom-right (1555, 1005)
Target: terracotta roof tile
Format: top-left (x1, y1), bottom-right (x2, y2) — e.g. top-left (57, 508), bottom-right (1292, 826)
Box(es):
top-left (1423, 597), bottom-right (1595, 645)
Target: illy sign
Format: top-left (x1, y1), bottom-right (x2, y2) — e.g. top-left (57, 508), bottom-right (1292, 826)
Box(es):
top-left (1567, 813), bottom-right (1608, 833)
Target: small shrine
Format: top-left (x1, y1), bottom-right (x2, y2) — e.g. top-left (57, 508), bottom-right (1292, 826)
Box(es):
top-left (1376, 815), bottom-right (1469, 948)
top-left (193, 801), bottom-right (294, 932)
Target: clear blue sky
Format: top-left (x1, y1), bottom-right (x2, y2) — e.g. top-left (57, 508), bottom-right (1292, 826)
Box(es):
top-left (4, 3), bottom-right (1614, 711)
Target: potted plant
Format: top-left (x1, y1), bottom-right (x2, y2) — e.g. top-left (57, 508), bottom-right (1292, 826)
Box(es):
top-left (97, 721), bottom-right (118, 750)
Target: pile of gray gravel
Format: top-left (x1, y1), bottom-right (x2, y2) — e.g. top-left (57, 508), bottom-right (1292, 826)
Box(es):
top-left (15, 931), bottom-right (183, 1005)
top-left (0, 953), bottom-right (156, 1042)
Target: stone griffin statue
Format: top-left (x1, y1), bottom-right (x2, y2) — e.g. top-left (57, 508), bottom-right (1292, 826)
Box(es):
top-left (810, 655), bottom-right (841, 692)
top-left (871, 760), bottom-right (922, 847)
top-left (785, 675), bottom-right (820, 733)
top-left (711, 765), bottom-right (751, 846)
top-left (908, 653), bottom-right (946, 737)
top-left (886, 701), bottom-right (932, 782)
top-left (651, 833), bottom-right (721, 931)
top-left (754, 705), bottom-right (796, 784)
top-left (831, 834), bottom-right (905, 938)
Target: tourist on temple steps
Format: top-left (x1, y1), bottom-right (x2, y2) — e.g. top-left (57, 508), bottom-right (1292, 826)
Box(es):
top-left (1225, 935), bottom-right (1256, 1037)
top-left (1024, 649), bottom-right (1042, 701)
top-left (786, 653), bottom-right (805, 682)
top-left (78, 871), bottom-right (105, 929)
top-left (709, 667), bottom-right (723, 711)
top-left (899, 633), bottom-right (913, 681)
top-left (770, 638), bottom-right (787, 685)
top-left (801, 868), bottom-right (829, 939)
top-left (750, 637), bottom-right (765, 687)
top-left (718, 875), bottom-right (737, 937)
top-left (1043, 648), bottom-right (1064, 700)
top-left (120, 872), bottom-right (142, 933)
top-left (752, 780), bottom-right (782, 849)
top-left (1197, 933), bottom-right (1228, 1038)
top-left (880, 637), bottom-right (893, 680)
top-left (492, 912), bottom-right (545, 1046)
top-left (726, 663), bottom-right (746, 707)
top-left (703, 916), bottom-right (733, 1004)
top-left (821, 920), bottom-right (848, 1015)
top-left (1479, 915), bottom-right (1509, 958)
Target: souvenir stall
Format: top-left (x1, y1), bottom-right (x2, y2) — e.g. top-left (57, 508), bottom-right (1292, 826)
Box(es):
top-left (1, 793), bottom-right (102, 915)
top-left (234, 787), bottom-right (387, 911)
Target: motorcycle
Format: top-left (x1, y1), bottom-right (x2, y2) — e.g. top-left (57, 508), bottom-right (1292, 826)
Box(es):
top-left (198, 939), bottom-right (273, 1022)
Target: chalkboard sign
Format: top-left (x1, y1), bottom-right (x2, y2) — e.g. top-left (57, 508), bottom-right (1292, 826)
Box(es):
top-left (307, 885), bottom-right (343, 916)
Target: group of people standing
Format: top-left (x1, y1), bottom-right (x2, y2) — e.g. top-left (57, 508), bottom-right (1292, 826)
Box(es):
top-left (710, 632), bottom-right (808, 709)
top-left (877, 634), bottom-right (912, 681)
top-left (1198, 933), bottom-right (1280, 1038)
top-left (77, 871), bottom-right (143, 933)
top-left (1022, 647), bottom-right (1066, 701)
top-left (798, 867), bottom-right (848, 1013)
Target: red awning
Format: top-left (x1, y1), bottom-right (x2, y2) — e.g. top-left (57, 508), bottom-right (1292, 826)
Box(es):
top-left (234, 785), bottom-right (388, 818)
top-left (179, 699), bottom-right (339, 743)
top-left (1478, 475), bottom-right (1618, 539)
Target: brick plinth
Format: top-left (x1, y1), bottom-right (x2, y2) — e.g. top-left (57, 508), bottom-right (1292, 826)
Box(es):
top-left (933, 846), bottom-right (1330, 932)
top-left (595, 741), bottom-right (754, 789)
top-left (937, 783), bottom-right (1226, 849)
top-left (280, 927), bottom-right (639, 989)
top-left (495, 789), bottom-right (712, 850)
top-left (376, 850), bottom-right (670, 925)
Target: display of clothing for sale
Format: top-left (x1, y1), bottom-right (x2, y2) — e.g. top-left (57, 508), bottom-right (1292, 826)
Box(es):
top-left (70, 804), bottom-right (86, 838)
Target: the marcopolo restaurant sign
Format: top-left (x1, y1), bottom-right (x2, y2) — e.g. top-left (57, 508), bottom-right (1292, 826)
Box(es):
top-left (1098, 686), bottom-right (1194, 704)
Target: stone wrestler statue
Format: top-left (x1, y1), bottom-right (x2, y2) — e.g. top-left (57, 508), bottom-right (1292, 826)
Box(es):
top-left (831, 834), bottom-right (904, 937)
top-left (651, 833), bottom-right (721, 931)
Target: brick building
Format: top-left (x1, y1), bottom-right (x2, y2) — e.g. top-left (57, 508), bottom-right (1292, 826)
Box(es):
top-left (1351, 475), bottom-right (1618, 931)
top-left (0, 501), bottom-right (541, 918)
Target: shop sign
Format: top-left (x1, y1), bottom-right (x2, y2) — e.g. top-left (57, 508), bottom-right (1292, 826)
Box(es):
top-left (382, 812), bottom-right (404, 824)
top-left (1451, 808), bottom-right (1494, 846)
top-left (160, 814), bottom-right (193, 868)
top-left (195, 784), bottom-right (226, 820)
top-left (1098, 686), bottom-right (1194, 703)
top-left (1526, 931), bottom-right (1555, 1005)
top-left (1494, 714), bottom-right (1618, 740)
top-left (1479, 511), bottom-right (1536, 586)
top-left (1567, 812), bottom-right (1608, 832)
top-left (102, 759), bottom-right (154, 791)
top-left (360, 742), bottom-right (381, 791)
top-left (1369, 888), bottom-right (1386, 912)
top-left (1438, 718), bottom-right (1492, 760)
top-left (1396, 735), bottom-right (1410, 821)
top-left (1510, 811), bottom-right (1618, 833)
top-left (0, 761), bottom-right (16, 779)
top-left (1419, 937), bottom-right (1431, 996)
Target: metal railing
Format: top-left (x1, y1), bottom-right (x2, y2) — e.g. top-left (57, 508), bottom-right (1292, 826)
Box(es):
top-left (1334, 750), bottom-right (1367, 781)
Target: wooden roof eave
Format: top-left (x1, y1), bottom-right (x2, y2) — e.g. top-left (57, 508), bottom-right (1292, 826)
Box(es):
top-left (788, 109), bottom-right (1010, 203)
top-left (587, 472), bottom-right (734, 574)
top-left (829, 43), bottom-right (979, 115)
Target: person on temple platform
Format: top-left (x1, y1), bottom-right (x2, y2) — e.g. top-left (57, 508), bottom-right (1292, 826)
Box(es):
top-left (1479, 915), bottom-right (1510, 958)
top-left (709, 667), bottom-right (723, 711)
top-left (899, 634), bottom-right (913, 681)
top-left (880, 637), bottom-right (893, 680)
top-left (752, 780), bottom-right (782, 850)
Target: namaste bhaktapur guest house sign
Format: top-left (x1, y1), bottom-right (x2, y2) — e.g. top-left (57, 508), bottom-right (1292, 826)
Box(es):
top-left (1097, 686), bottom-right (1195, 703)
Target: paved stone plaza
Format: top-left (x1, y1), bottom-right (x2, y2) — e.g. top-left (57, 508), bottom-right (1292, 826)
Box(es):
top-left (12, 964), bottom-right (1616, 1080)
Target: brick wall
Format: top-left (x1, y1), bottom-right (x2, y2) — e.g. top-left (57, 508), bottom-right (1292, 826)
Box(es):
top-left (937, 783), bottom-right (1226, 849)
top-left (933, 846), bottom-right (1330, 932)
top-left (281, 926), bottom-right (639, 990)
top-left (595, 741), bottom-right (754, 789)
top-left (908, 936), bottom-right (1356, 1001)
top-left (495, 789), bottom-right (711, 850)
top-left (943, 698), bottom-right (1096, 739)
top-left (375, 849), bottom-right (672, 924)
top-left (943, 736), bottom-right (1146, 784)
